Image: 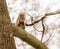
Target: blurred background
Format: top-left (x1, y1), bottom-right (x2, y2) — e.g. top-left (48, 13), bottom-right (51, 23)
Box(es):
top-left (6, 0), bottom-right (60, 49)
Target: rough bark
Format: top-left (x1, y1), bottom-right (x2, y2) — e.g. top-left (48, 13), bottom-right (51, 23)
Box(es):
top-left (0, 0), bottom-right (48, 49)
top-left (0, 0), bottom-right (16, 49)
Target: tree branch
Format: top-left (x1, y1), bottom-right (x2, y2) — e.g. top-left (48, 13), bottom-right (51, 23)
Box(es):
top-left (12, 24), bottom-right (48, 49)
top-left (26, 10), bottom-right (60, 26)
top-left (41, 20), bottom-right (45, 41)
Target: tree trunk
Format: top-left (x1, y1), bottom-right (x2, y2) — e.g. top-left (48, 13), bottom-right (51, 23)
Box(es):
top-left (0, 0), bottom-right (16, 49)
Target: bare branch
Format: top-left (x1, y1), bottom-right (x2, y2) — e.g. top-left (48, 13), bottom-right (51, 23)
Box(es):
top-left (26, 10), bottom-right (60, 26)
top-left (41, 20), bottom-right (45, 41)
top-left (33, 25), bottom-right (43, 32)
top-left (44, 33), bottom-right (51, 43)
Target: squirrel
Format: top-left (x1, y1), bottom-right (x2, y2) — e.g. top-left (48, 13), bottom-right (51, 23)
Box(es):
top-left (15, 12), bottom-right (25, 29)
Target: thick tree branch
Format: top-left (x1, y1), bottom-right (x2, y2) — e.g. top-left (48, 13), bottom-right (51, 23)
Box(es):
top-left (12, 24), bottom-right (48, 49)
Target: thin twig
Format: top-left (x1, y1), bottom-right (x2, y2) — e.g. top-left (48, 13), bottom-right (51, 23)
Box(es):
top-left (41, 20), bottom-right (45, 42)
top-left (44, 33), bottom-right (51, 43)
top-left (26, 10), bottom-right (60, 26)
top-left (33, 25), bottom-right (43, 32)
